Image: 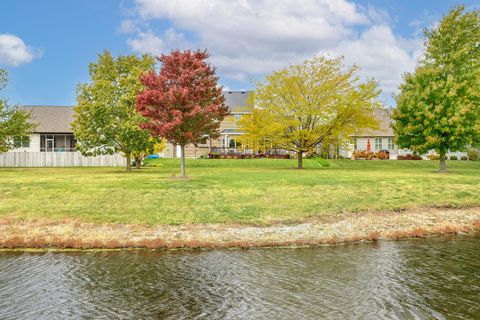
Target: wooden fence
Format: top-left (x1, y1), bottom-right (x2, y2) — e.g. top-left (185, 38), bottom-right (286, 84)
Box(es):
top-left (0, 152), bottom-right (126, 167)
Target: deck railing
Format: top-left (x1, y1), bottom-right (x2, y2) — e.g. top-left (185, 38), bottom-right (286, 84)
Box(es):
top-left (208, 147), bottom-right (290, 159)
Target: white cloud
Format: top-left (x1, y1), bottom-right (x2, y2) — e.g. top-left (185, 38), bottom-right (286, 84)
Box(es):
top-left (124, 0), bottom-right (423, 100)
top-left (127, 32), bottom-right (165, 54)
top-left (127, 28), bottom-right (191, 55)
top-left (118, 19), bottom-right (139, 34)
top-left (327, 25), bottom-right (423, 97)
top-left (0, 34), bottom-right (41, 66)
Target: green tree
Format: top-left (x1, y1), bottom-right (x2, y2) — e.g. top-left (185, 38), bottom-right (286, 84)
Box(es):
top-left (393, 6), bottom-right (480, 172)
top-left (72, 51), bottom-right (157, 171)
top-left (0, 68), bottom-right (36, 152)
top-left (243, 56), bottom-right (381, 169)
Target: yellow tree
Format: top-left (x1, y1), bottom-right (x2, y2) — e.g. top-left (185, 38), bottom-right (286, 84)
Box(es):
top-left (244, 56), bottom-right (381, 168)
top-left (240, 107), bottom-right (283, 154)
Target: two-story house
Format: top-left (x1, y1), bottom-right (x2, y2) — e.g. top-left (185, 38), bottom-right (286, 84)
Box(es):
top-left (163, 90), bottom-right (252, 158)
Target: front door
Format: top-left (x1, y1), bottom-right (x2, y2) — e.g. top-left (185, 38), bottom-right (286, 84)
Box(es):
top-left (46, 139), bottom-right (54, 152)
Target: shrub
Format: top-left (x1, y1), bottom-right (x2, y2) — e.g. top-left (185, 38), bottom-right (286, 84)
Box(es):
top-left (398, 154), bottom-right (422, 160)
top-left (352, 150), bottom-right (376, 160)
top-left (377, 150), bottom-right (390, 160)
top-left (461, 155), bottom-right (468, 160)
top-left (450, 155), bottom-right (457, 160)
top-left (467, 149), bottom-right (479, 161)
top-left (427, 154), bottom-right (440, 160)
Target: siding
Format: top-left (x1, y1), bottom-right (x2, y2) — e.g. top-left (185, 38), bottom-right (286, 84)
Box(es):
top-left (10, 134), bottom-right (40, 152)
top-left (353, 137), bottom-right (397, 152)
top-left (220, 115), bottom-right (235, 130)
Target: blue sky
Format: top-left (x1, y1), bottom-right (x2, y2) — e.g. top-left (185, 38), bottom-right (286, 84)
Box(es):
top-left (0, 0), bottom-right (478, 106)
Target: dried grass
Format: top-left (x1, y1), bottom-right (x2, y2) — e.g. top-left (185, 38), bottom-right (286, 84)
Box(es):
top-left (1, 207), bottom-right (479, 250)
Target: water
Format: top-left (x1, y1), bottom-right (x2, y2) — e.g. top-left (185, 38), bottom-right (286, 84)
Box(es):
top-left (0, 236), bottom-right (479, 320)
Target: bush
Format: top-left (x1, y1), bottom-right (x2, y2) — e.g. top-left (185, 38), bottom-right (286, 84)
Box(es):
top-left (377, 150), bottom-right (390, 160)
top-left (427, 154), bottom-right (440, 160)
top-left (461, 156), bottom-right (468, 160)
top-left (450, 155), bottom-right (458, 160)
top-left (352, 150), bottom-right (376, 160)
top-left (397, 154), bottom-right (422, 160)
top-left (467, 149), bottom-right (479, 161)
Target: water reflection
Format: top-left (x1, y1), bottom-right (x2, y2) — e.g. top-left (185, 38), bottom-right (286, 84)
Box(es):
top-left (0, 236), bottom-right (479, 319)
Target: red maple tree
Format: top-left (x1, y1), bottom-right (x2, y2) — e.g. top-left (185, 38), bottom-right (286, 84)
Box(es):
top-left (136, 49), bottom-right (228, 177)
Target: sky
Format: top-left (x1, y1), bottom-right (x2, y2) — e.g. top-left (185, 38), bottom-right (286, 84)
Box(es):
top-left (0, 0), bottom-right (478, 107)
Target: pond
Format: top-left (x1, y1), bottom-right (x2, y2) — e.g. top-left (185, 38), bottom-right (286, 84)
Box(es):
top-left (0, 236), bottom-right (479, 319)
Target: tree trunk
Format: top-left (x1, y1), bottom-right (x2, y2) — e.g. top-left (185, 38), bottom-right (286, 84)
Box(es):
top-left (172, 143), bottom-right (177, 158)
top-left (135, 156), bottom-right (142, 169)
top-left (439, 153), bottom-right (447, 172)
top-left (180, 144), bottom-right (186, 177)
top-left (126, 152), bottom-right (131, 172)
top-left (297, 151), bottom-right (303, 169)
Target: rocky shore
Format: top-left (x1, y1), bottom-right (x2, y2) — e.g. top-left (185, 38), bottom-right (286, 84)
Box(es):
top-left (1, 207), bottom-right (479, 250)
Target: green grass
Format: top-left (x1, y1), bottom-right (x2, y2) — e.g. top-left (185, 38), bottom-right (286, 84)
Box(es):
top-left (1, 158), bottom-right (479, 225)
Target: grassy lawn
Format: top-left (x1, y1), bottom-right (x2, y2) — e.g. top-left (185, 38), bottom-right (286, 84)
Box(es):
top-left (1, 158), bottom-right (479, 225)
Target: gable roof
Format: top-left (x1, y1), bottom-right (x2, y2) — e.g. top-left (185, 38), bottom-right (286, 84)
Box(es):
top-left (22, 106), bottom-right (74, 133)
top-left (350, 108), bottom-right (394, 137)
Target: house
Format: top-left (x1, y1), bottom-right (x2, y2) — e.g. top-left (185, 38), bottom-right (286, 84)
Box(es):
top-left (13, 106), bottom-right (76, 152)
top-left (3, 105), bottom-right (124, 167)
top-left (346, 108), bottom-right (468, 160)
top-left (163, 95), bottom-right (419, 159)
top-left (346, 108), bottom-right (403, 159)
top-left (163, 90), bottom-right (252, 158)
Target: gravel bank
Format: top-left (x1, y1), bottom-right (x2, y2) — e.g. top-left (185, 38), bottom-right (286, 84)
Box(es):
top-left (1, 207), bottom-right (479, 250)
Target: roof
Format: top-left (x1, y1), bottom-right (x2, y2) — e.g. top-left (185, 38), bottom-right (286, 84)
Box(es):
top-left (19, 91), bottom-right (251, 134)
top-left (223, 90), bottom-right (252, 113)
top-left (220, 128), bottom-right (244, 135)
top-left (22, 106), bottom-right (74, 133)
top-left (350, 108), bottom-right (394, 137)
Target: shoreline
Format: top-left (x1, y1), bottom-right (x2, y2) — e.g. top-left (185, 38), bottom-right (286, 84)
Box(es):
top-left (1, 207), bottom-right (480, 251)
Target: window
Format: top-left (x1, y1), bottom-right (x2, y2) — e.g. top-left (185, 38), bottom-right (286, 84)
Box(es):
top-left (375, 138), bottom-right (383, 150)
top-left (233, 114), bottom-right (242, 127)
top-left (387, 137), bottom-right (395, 150)
top-left (13, 136), bottom-right (30, 148)
top-left (198, 136), bottom-right (208, 146)
top-left (352, 138), bottom-right (358, 151)
top-left (40, 134), bottom-right (76, 152)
